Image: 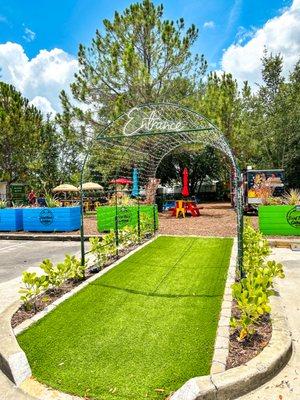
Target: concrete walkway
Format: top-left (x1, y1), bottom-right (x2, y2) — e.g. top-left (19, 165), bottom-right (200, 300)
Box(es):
top-left (238, 247), bottom-right (300, 400)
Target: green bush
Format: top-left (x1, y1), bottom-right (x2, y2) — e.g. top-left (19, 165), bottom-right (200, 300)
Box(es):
top-left (89, 222), bottom-right (151, 271)
top-left (45, 194), bottom-right (60, 208)
top-left (89, 236), bottom-right (109, 270)
top-left (20, 255), bottom-right (86, 309)
top-left (140, 213), bottom-right (153, 237)
top-left (19, 272), bottom-right (49, 310)
top-left (119, 226), bottom-right (139, 247)
top-left (231, 219), bottom-right (285, 340)
top-left (0, 200), bottom-right (7, 209)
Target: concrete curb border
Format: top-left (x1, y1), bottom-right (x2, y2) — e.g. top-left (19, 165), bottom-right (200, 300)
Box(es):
top-left (0, 234), bottom-right (100, 241)
top-left (170, 290), bottom-right (292, 400)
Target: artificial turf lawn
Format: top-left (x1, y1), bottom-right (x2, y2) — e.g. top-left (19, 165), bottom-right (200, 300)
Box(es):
top-left (18, 236), bottom-right (233, 400)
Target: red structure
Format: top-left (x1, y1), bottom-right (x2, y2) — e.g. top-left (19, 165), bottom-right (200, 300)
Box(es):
top-left (181, 167), bottom-right (189, 197)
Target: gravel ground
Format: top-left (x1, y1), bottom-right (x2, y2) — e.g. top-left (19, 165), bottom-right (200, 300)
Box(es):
top-left (158, 202), bottom-right (258, 237)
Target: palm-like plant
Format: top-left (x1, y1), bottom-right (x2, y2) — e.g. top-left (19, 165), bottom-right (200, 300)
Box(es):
top-left (282, 189), bottom-right (300, 205)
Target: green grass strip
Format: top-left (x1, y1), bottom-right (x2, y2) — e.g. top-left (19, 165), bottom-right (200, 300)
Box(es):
top-left (18, 236), bottom-right (233, 400)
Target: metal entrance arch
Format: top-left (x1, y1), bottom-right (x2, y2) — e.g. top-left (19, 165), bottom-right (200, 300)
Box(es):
top-left (80, 103), bottom-right (244, 273)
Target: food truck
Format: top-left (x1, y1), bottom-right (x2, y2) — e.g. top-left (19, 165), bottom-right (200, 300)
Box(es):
top-left (243, 168), bottom-right (284, 214)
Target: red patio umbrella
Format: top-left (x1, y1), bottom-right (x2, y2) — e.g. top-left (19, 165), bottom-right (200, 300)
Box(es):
top-left (181, 167), bottom-right (189, 197)
top-left (109, 178), bottom-right (132, 185)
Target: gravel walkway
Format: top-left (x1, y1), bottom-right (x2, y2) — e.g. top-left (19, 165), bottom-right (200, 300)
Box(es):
top-left (158, 202), bottom-right (257, 237)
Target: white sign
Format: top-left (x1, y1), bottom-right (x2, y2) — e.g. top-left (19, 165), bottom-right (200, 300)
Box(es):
top-left (123, 107), bottom-right (184, 136)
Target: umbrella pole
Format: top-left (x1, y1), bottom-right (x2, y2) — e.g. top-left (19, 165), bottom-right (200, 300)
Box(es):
top-left (80, 178), bottom-right (85, 266)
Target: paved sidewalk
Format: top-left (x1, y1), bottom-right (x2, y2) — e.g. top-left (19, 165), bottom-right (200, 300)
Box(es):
top-left (238, 247), bottom-right (300, 400)
top-left (0, 245), bottom-right (82, 314)
top-left (0, 240), bottom-right (82, 283)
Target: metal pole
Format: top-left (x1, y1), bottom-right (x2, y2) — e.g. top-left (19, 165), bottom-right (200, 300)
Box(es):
top-left (79, 174), bottom-right (85, 266)
top-left (137, 197), bottom-right (141, 243)
top-left (114, 184), bottom-right (119, 256)
top-left (235, 169), bottom-right (244, 277)
top-left (153, 203), bottom-right (157, 234)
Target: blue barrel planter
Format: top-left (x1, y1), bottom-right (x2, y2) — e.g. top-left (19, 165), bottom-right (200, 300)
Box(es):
top-left (0, 208), bottom-right (23, 231)
top-left (23, 207), bottom-right (80, 232)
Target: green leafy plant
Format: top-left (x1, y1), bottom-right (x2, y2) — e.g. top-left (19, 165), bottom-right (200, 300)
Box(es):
top-left (63, 254), bottom-right (86, 280)
top-left (45, 193), bottom-right (60, 208)
top-left (232, 219), bottom-right (285, 340)
top-left (0, 200), bottom-right (7, 209)
top-left (265, 196), bottom-right (283, 205)
top-left (140, 213), bottom-right (153, 237)
top-left (40, 258), bottom-right (66, 287)
top-left (242, 219), bottom-right (270, 274)
top-left (40, 255), bottom-right (85, 286)
top-left (89, 237), bottom-right (109, 270)
top-left (283, 189), bottom-right (300, 205)
top-left (19, 272), bottom-right (49, 310)
top-left (119, 226), bottom-right (139, 247)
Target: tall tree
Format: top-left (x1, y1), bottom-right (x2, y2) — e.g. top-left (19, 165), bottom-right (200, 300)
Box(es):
top-left (57, 0), bottom-right (208, 181)
top-left (0, 82), bottom-right (43, 188)
top-left (35, 116), bottom-right (61, 192)
top-left (63, 0), bottom-right (206, 122)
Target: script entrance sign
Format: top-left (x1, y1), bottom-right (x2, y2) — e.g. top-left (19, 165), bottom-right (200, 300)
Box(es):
top-left (123, 107), bottom-right (184, 136)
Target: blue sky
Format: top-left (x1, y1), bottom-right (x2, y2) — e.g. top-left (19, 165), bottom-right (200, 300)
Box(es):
top-left (0, 0), bottom-right (291, 65)
top-left (0, 0), bottom-right (299, 114)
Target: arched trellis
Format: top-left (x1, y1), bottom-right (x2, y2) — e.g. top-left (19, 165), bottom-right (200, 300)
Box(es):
top-left (80, 103), bottom-right (244, 273)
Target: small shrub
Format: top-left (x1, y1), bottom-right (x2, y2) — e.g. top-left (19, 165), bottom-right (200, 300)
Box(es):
top-left (283, 189), bottom-right (300, 205)
top-left (40, 258), bottom-right (66, 287)
top-left (19, 272), bottom-right (49, 310)
top-left (140, 213), bottom-right (153, 237)
top-left (45, 194), bottom-right (60, 208)
top-left (40, 256), bottom-right (85, 286)
top-left (119, 226), bottom-right (139, 247)
top-left (0, 200), bottom-right (7, 209)
top-left (231, 219), bottom-right (285, 340)
top-left (89, 237), bottom-right (109, 270)
top-left (63, 254), bottom-right (86, 280)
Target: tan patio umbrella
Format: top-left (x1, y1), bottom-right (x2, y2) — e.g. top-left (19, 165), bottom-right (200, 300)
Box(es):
top-left (52, 184), bottom-right (79, 192)
top-left (80, 182), bottom-right (104, 190)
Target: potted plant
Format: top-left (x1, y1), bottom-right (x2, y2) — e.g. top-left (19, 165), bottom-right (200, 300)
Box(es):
top-left (0, 200), bottom-right (23, 231)
top-left (259, 189), bottom-right (300, 236)
top-left (96, 195), bottom-right (158, 232)
top-left (22, 195), bottom-right (81, 232)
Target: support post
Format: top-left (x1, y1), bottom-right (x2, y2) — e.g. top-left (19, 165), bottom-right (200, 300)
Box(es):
top-left (79, 177), bottom-right (85, 266)
top-left (153, 203), bottom-right (157, 234)
top-left (235, 169), bottom-right (244, 277)
top-left (137, 197), bottom-right (141, 243)
top-left (114, 185), bottom-right (119, 256)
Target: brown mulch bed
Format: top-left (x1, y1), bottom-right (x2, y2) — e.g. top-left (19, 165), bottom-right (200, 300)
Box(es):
top-left (226, 301), bottom-right (272, 369)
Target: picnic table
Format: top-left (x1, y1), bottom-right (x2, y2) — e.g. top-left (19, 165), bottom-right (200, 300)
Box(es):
top-left (170, 200), bottom-right (201, 218)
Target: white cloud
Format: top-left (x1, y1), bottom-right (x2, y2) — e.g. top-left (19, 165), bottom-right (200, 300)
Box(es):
top-left (23, 27), bottom-right (36, 42)
top-left (0, 42), bottom-right (78, 114)
top-left (203, 21), bottom-right (215, 29)
top-left (220, 0), bottom-right (300, 88)
top-left (29, 96), bottom-right (56, 115)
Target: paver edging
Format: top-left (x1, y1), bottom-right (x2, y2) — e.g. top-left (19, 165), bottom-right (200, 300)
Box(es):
top-left (210, 237), bottom-right (237, 375)
top-left (170, 285), bottom-right (292, 400)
